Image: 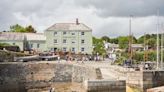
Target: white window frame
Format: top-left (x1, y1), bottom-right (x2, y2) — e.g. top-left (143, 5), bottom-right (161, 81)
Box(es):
top-left (54, 32), bottom-right (57, 35)
top-left (81, 32), bottom-right (85, 35)
top-left (72, 40), bottom-right (76, 44)
top-left (63, 32), bottom-right (66, 35)
top-left (54, 39), bottom-right (57, 43)
top-left (81, 39), bottom-right (85, 44)
top-left (30, 44), bottom-right (33, 48)
top-left (72, 47), bottom-right (75, 52)
top-left (81, 47), bottom-right (85, 52)
top-left (37, 43), bottom-right (40, 48)
top-left (63, 39), bottom-right (67, 43)
top-left (72, 32), bottom-right (75, 35)
top-left (63, 47), bottom-right (67, 52)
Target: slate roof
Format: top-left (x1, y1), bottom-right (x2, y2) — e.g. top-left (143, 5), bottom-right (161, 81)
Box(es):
top-left (0, 32), bottom-right (25, 41)
top-left (24, 33), bottom-right (46, 41)
top-left (46, 23), bottom-right (92, 31)
top-left (0, 32), bottom-right (46, 41)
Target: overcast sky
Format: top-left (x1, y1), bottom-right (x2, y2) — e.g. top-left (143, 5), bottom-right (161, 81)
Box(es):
top-left (0, 0), bottom-right (164, 38)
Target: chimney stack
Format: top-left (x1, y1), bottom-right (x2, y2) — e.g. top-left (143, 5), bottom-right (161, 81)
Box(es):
top-left (76, 18), bottom-right (79, 25)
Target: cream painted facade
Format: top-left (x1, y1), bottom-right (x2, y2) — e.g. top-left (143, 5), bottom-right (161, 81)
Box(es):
top-left (45, 21), bottom-right (93, 54)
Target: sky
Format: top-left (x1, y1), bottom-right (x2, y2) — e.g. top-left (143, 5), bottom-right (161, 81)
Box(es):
top-left (0, 0), bottom-right (164, 38)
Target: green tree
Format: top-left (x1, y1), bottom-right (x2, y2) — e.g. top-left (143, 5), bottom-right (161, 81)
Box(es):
top-left (147, 38), bottom-right (156, 49)
top-left (118, 36), bottom-right (129, 49)
top-left (0, 43), bottom-right (11, 46)
top-left (10, 24), bottom-right (36, 33)
top-left (10, 24), bottom-right (26, 32)
top-left (137, 34), bottom-right (156, 44)
top-left (132, 36), bottom-right (137, 43)
top-left (101, 36), bottom-right (110, 42)
top-left (93, 37), bottom-right (106, 55)
top-left (110, 38), bottom-right (118, 44)
top-left (137, 36), bottom-right (144, 44)
top-left (25, 25), bottom-right (36, 33)
top-left (133, 52), bottom-right (144, 61)
top-left (147, 51), bottom-right (156, 61)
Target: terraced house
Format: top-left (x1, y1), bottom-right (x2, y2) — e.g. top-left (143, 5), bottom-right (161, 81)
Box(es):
top-left (0, 19), bottom-right (93, 54)
top-left (45, 19), bottom-right (93, 54)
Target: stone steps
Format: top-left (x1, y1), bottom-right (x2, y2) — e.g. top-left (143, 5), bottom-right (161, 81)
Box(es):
top-left (95, 68), bottom-right (103, 79)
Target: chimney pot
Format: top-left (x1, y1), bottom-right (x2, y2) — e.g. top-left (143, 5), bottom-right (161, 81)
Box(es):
top-left (76, 18), bottom-right (79, 25)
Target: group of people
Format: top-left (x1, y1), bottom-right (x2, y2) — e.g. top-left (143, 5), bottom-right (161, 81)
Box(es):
top-left (56, 54), bottom-right (103, 63)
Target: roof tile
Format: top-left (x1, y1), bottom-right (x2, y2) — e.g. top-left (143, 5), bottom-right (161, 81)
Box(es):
top-left (46, 23), bottom-right (91, 31)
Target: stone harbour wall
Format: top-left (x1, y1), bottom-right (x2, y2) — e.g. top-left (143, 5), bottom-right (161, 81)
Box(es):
top-left (143, 71), bottom-right (164, 92)
top-left (126, 70), bottom-right (164, 92)
top-left (0, 50), bottom-right (30, 62)
top-left (84, 80), bottom-right (126, 92)
top-left (0, 62), bottom-right (97, 92)
top-left (126, 71), bottom-right (143, 91)
top-left (72, 65), bottom-right (97, 83)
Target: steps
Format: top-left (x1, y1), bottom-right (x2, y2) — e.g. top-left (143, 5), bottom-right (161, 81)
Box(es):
top-left (95, 68), bottom-right (103, 79)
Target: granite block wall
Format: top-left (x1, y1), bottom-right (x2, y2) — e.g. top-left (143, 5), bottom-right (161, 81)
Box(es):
top-left (0, 63), bottom-right (97, 92)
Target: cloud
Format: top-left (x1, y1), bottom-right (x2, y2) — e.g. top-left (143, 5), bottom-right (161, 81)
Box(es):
top-left (94, 16), bottom-right (158, 38)
top-left (0, 0), bottom-right (164, 38)
top-left (0, 0), bottom-right (64, 30)
top-left (74, 0), bottom-right (164, 17)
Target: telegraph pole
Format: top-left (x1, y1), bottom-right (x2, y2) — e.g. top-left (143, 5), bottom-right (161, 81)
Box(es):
top-left (129, 15), bottom-right (133, 65)
top-left (156, 10), bottom-right (160, 70)
top-left (161, 23), bottom-right (164, 69)
top-left (144, 33), bottom-right (148, 62)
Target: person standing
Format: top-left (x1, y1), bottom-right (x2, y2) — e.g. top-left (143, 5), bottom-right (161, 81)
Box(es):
top-left (57, 55), bottom-right (60, 63)
top-left (49, 88), bottom-right (55, 92)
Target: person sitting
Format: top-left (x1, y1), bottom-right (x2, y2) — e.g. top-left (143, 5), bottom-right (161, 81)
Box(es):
top-left (145, 64), bottom-right (149, 70)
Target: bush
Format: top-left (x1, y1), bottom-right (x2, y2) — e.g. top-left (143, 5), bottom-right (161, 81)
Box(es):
top-left (0, 43), bottom-right (11, 46)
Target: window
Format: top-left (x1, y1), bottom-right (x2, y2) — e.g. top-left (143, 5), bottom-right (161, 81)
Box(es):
top-left (81, 32), bottom-right (85, 35)
top-left (81, 48), bottom-right (85, 52)
top-left (54, 39), bottom-right (57, 43)
top-left (72, 40), bottom-right (75, 44)
top-left (30, 44), bottom-right (33, 48)
top-left (54, 32), bottom-right (57, 35)
top-left (63, 39), bottom-right (67, 43)
top-left (81, 40), bottom-right (85, 44)
top-left (63, 47), bottom-right (67, 52)
top-left (37, 44), bottom-right (40, 48)
top-left (72, 32), bottom-right (75, 35)
top-left (72, 47), bottom-right (75, 52)
top-left (13, 43), bottom-right (15, 45)
top-left (63, 32), bottom-right (66, 35)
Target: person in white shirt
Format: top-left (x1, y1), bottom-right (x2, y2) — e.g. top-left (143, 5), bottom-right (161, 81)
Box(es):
top-left (57, 56), bottom-right (60, 63)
